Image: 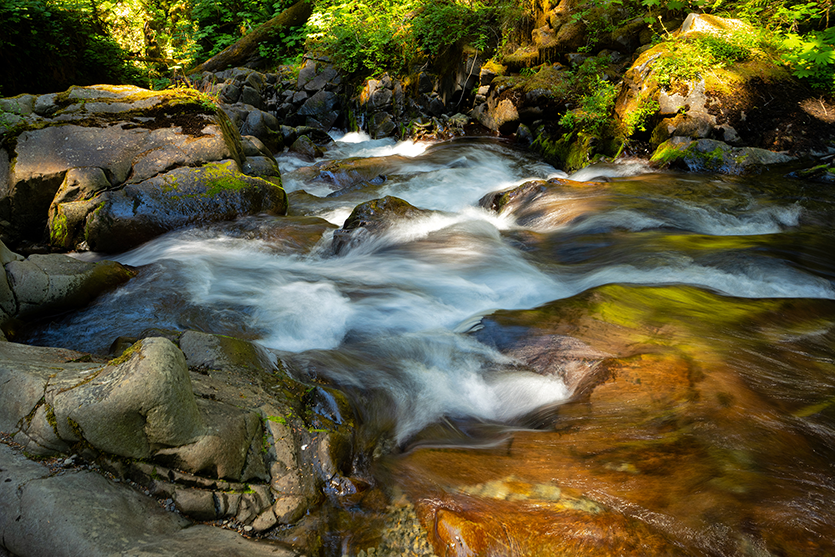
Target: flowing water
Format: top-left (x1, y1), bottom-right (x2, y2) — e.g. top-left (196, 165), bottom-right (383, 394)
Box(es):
top-left (25, 134), bottom-right (834, 555)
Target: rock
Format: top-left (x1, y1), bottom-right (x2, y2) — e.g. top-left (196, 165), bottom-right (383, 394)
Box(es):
top-left (368, 112), bottom-right (397, 139)
top-left (314, 156), bottom-right (402, 193)
top-left (0, 330), bottom-right (355, 537)
top-left (651, 137), bottom-right (794, 173)
top-left (1, 85), bottom-right (282, 252)
top-left (614, 13), bottom-right (826, 155)
top-left (0, 444), bottom-right (299, 556)
top-left (4, 252), bottom-right (134, 320)
top-left (479, 177), bottom-right (605, 230)
top-left (47, 338), bottom-right (204, 460)
top-left (174, 488), bottom-right (218, 521)
top-left (289, 135), bottom-right (324, 162)
top-left (80, 160), bottom-right (287, 253)
top-left (298, 90), bottom-right (340, 130)
top-left (332, 196), bottom-right (427, 255)
top-left (240, 109), bottom-right (281, 151)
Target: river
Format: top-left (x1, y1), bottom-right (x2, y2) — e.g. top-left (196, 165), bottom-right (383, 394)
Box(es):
top-left (24, 133), bottom-right (834, 556)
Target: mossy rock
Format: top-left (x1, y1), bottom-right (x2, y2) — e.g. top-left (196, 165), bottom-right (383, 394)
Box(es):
top-left (82, 161), bottom-right (287, 253)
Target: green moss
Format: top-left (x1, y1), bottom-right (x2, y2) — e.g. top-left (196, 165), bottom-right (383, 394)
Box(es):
top-left (49, 211), bottom-right (69, 247)
top-left (45, 404), bottom-right (58, 433)
top-left (107, 339), bottom-right (144, 367)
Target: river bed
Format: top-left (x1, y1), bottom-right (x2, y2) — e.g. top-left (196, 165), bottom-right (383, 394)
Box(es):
top-left (24, 134), bottom-right (834, 556)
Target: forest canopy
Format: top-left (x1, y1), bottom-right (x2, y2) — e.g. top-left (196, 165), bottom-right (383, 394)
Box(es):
top-left (0, 0), bottom-right (833, 96)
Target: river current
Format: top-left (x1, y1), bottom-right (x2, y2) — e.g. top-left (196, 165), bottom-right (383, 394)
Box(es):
top-left (25, 134), bottom-right (834, 555)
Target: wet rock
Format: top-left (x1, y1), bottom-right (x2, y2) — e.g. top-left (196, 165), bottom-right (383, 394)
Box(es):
top-left (368, 112), bottom-right (397, 139)
top-left (289, 135), bottom-right (324, 162)
top-left (0, 241), bottom-right (133, 332)
top-left (397, 286), bottom-right (834, 557)
top-left (479, 177), bottom-right (606, 230)
top-left (332, 196), bottom-right (427, 255)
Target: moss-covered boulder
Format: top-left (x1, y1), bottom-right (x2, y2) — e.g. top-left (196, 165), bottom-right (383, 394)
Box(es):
top-left (0, 85), bottom-right (285, 253)
top-left (650, 137), bottom-right (794, 173)
top-left (615, 13), bottom-right (832, 159)
top-left (74, 161), bottom-right (287, 253)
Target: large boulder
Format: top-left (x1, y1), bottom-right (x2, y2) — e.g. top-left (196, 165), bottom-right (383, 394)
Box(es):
top-left (650, 137), bottom-right (794, 173)
top-left (0, 85), bottom-right (285, 253)
top-left (77, 161), bottom-right (287, 253)
top-left (0, 239), bottom-right (134, 337)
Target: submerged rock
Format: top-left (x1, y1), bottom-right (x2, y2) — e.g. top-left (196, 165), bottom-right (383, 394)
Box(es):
top-left (397, 285), bottom-right (834, 556)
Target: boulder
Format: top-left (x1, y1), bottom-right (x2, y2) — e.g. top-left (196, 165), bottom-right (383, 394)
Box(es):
top-left (614, 13), bottom-right (829, 157)
top-left (4, 251), bottom-right (134, 320)
top-left (650, 137), bottom-right (794, 174)
top-left (332, 196), bottom-right (428, 255)
top-left (0, 329), bottom-right (357, 537)
top-left (78, 160), bottom-right (287, 253)
top-left (0, 85), bottom-right (284, 252)
top-left (47, 338), bottom-right (204, 460)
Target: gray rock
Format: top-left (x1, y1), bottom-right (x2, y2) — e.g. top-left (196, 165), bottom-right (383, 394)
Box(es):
top-left (0, 444), bottom-right (298, 556)
top-left (289, 135), bottom-right (324, 162)
top-left (83, 160), bottom-right (287, 253)
top-left (368, 112), bottom-right (396, 139)
top-left (240, 109), bottom-right (281, 151)
top-left (48, 337), bottom-right (205, 459)
top-left (241, 85), bottom-right (265, 110)
top-left (298, 90), bottom-right (339, 117)
top-left (296, 59), bottom-right (317, 90)
top-left (179, 330), bottom-right (278, 373)
top-left (5, 254), bottom-right (134, 319)
top-left (174, 488), bottom-right (218, 521)
top-left (304, 66), bottom-right (339, 92)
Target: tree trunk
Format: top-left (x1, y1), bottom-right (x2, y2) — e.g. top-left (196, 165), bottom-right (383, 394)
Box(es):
top-left (190, 0), bottom-right (314, 74)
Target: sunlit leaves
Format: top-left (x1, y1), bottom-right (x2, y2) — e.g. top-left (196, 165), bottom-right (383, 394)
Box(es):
top-left (781, 28), bottom-right (835, 90)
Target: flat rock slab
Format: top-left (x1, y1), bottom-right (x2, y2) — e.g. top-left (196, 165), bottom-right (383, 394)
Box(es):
top-left (0, 444), bottom-right (298, 557)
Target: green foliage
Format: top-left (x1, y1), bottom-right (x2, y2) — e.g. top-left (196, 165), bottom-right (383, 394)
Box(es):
top-left (189, 0), bottom-right (296, 61)
top-left (0, 0), bottom-right (144, 96)
top-left (781, 28), bottom-right (835, 91)
top-left (624, 93), bottom-right (660, 136)
top-left (305, 0), bottom-right (510, 75)
top-left (560, 74), bottom-right (619, 135)
top-left (305, 0), bottom-right (416, 75)
top-left (653, 30), bottom-right (766, 88)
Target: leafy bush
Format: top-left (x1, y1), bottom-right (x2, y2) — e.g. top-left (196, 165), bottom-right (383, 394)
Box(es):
top-left (781, 28), bottom-right (835, 91)
top-left (305, 0), bottom-right (511, 75)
